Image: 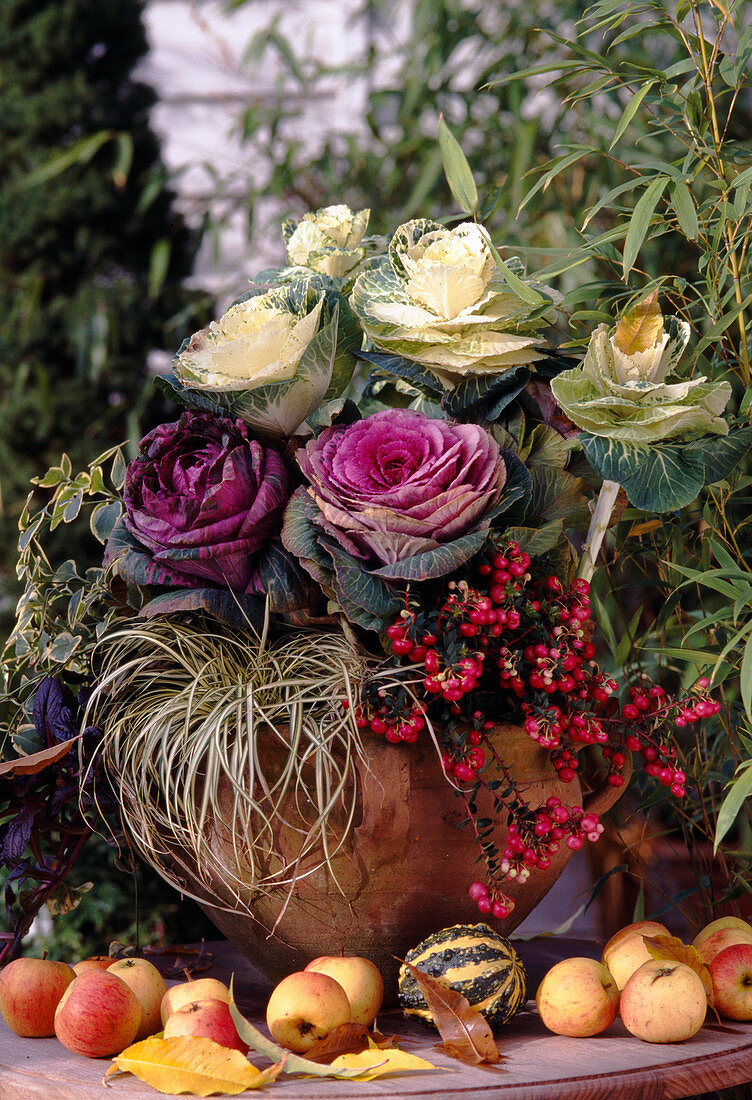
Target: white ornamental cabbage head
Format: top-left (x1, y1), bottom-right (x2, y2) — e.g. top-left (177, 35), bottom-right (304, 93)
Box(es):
top-left (171, 281), bottom-right (360, 440)
top-left (283, 205), bottom-right (372, 278)
top-left (174, 290), bottom-right (324, 392)
top-left (551, 300), bottom-right (731, 443)
top-left (350, 218), bottom-right (556, 388)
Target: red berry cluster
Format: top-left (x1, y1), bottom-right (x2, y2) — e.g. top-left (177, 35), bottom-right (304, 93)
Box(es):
top-left (351, 540), bottom-right (718, 923)
top-left (344, 692), bottom-right (426, 743)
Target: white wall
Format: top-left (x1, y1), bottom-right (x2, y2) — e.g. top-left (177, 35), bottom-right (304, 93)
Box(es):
top-left (138, 0), bottom-right (386, 300)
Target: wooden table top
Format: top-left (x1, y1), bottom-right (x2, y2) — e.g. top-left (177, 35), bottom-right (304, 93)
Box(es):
top-left (1, 937), bottom-right (751, 1100)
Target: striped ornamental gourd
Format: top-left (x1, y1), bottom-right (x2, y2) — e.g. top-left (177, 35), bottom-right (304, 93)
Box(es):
top-left (398, 922), bottom-right (527, 1029)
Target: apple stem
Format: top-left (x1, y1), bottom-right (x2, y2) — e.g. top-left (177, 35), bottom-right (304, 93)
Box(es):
top-left (183, 967), bottom-right (192, 983)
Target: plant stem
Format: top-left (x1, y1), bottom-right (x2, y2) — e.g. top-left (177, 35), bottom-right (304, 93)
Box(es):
top-left (578, 479), bottom-right (621, 584)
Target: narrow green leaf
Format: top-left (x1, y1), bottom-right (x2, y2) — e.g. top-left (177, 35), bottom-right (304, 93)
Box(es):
top-left (641, 644), bottom-right (720, 664)
top-left (437, 115), bottom-right (477, 215)
top-left (742, 630), bottom-right (752, 718)
top-left (610, 82), bottom-right (655, 149)
top-left (148, 238), bottom-right (171, 299)
top-left (16, 131), bottom-right (114, 189)
top-left (477, 227), bottom-right (547, 307)
top-left (695, 293), bottom-right (752, 356)
top-left (623, 176), bottom-right (669, 277)
top-left (112, 133), bottom-right (133, 187)
top-left (671, 181), bottom-right (698, 240)
top-left (614, 605), bottom-right (643, 666)
top-left (715, 763), bottom-right (752, 854)
top-left (519, 148), bottom-right (590, 213)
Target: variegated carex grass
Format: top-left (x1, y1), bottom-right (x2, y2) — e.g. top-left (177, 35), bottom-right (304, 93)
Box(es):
top-left (84, 613), bottom-right (378, 927)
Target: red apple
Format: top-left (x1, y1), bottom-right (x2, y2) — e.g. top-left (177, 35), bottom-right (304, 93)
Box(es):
top-left (708, 942), bottom-right (752, 1020)
top-left (696, 926), bottom-right (752, 967)
top-left (54, 970), bottom-right (141, 1058)
top-left (304, 956), bottom-right (383, 1026)
top-left (266, 970), bottom-right (351, 1052)
top-left (162, 999), bottom-right (248, 1053)
top-left (160, 977), bottom-right (230, 1026)
top-left (107, 957), bottom-right (167, 1040)
top-left (72, 956), bottom-right (113, 976)
top-left (0, 957), bottom-right (76, 1037)
top-left (693, 917), bottom-right (752, 951)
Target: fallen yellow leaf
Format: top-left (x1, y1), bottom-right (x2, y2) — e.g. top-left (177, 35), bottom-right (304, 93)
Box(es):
top-left (330, 1047), bottom-right (439, 1081)
top-left (104, 1035), bottom-right (282, 1095)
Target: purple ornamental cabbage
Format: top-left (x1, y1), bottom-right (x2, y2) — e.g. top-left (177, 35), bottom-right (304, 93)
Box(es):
top-left (295, 409), bottom-right (507, 565)
top-left (121, 411), bottom-right (289, 593)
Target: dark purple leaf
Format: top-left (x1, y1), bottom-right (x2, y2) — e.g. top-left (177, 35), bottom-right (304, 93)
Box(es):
top-left (32, 678), bottom-right (77, 744)
top-left (0, 804), bottom-right (37, 862)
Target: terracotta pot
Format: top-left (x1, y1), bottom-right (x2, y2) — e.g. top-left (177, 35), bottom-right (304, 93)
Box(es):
top-left (178, 723), bottom-right (628, 992)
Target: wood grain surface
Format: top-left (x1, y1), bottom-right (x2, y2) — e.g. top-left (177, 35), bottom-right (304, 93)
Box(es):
top-left (1, 938), bottom-right (750, 1100)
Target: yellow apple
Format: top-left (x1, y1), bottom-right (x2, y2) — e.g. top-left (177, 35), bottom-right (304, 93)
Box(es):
top-left (601, 920), bottom-right (670, 990)
top-left (163, 999), bottom-right (248, 1053)
top-left (304, 956), bottom-right (383, 1026)
top-left (160, 977), bottom-right (230, 1026)
top-left (620, 959), bottom-right (707, 1042)
top-left (695, 926), bottom-right (752, 967)
top-left (266, 970), bottom-right (351, 1052)
top-left (693, 916), bottom-right (752, 951)
top-left (535, 957), bottom-right (619, 1037)
top-left (107, 957), bottom-right (167, 1040)
top-left (72, 956), bottom-right (113, 976)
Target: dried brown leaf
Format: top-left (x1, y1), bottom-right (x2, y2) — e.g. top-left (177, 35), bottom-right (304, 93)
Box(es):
top-left (642, 935), bottom-right (715, 1006)
top-left (303, 1023), bottom-right (370, 1062)
top-left (0, 735), bottom-right (81, 776)
top-left (613, 289), bottom-right (663, 354)
top-left (402, 962), bottom-right (499, 1065)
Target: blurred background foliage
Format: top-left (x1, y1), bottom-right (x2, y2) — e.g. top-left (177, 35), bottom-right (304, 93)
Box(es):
top-left (0, 0), bottom-right (212, 630)
top-left (1, 0), bottom-right (752, 961)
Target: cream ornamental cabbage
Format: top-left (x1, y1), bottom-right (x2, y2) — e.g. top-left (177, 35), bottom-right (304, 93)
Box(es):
top-left (283, 205), bottom-right (371, 278)
top-left (168, 280), bottom-right (361, 440)
top-left (174, 292), bottom-right (324, 392)
top-left (350, 218), bottom-right (556, 388)
top-left (551, 305), bottom-right (732, 444)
